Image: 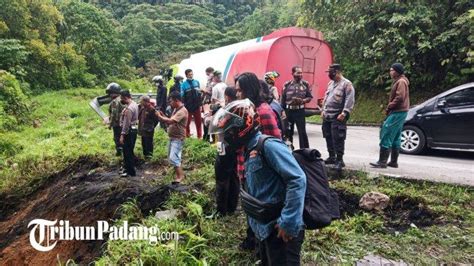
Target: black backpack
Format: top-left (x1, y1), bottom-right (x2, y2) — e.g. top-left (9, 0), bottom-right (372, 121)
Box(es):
top-left (183, 80), bottom-right (201, 112)
top-left (255, 135), bottom-right (340, 229)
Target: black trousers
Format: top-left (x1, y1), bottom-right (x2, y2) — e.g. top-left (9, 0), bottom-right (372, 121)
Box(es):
top-left (123, 129), bottom-right (137, 176)
top-left (112, 126), bottom-right (122, 153)
top-left (141, 134), bottom-right (154, 158)
top-left (322, 119), bottom-right (347, 157)
top-left (259, 229), bottom-right (305, 266)
top-left (214, 152), bottom-right (239, 215)
top-left (286, 109), bottom-right (309, 148)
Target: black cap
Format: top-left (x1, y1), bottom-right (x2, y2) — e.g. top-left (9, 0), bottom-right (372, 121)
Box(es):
top-left (327, 64), bottom-right (342, 72)
top-left (120, 90), bottom-right (131, 98)
top-left (391, 63), bottom-right (404, 74)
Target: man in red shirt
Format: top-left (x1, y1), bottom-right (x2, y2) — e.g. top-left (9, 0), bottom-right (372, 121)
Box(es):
top-left (235, 72), bottom-right (282, 251)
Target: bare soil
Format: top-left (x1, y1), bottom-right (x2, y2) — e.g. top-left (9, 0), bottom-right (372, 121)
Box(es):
top-left (0, 157), bottom-right (171, 265)
top-left (335, 188), bottom-right (446, 232)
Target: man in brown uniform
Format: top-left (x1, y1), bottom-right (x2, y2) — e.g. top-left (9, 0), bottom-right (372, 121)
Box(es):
top-left (119, 90), bottom-right (139, 177)
top-left (280, 66), bottom-right (313, 148)
top-left (138, 95), bottom-right (159, 159)
top-left (370, 63), bottom-right (410, 168)
top-left (155, 91), bottom-right (188, 184)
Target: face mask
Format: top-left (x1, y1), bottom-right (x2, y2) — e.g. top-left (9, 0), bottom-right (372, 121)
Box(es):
top-left (293, 75), bottom-right (302, 82)
top-left (328, 70), bottom-right (337, 80)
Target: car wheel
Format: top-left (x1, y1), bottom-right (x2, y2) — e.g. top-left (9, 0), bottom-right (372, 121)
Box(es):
top-left (401, 125), bottom-right (426, 154)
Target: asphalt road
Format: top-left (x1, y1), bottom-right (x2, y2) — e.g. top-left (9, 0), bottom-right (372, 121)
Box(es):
top-left (190, 121), bottom-right (473, 186)
top-left (300, 123), bottom-right (474, 186)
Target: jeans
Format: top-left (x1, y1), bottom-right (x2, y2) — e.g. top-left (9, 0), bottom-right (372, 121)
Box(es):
top-left (168, 139), bottom-right (184, 167)
top-left (259, 228), bottom-right (305, 266)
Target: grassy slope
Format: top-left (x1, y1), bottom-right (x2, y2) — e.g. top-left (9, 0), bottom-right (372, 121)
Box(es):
top-left (0, 87), bottom-right (472, 264)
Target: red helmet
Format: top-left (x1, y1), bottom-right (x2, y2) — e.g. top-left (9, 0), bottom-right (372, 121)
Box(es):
top-left (209, 99), bottom-right (260, 143)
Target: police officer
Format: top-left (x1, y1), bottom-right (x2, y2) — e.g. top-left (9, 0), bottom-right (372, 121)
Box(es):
top-left (119, 90), bottom-right (139, 177)
top-left (321, 64), bottom-right (355, 171)
top-left (281, 66), bottom-right (312, 149)
top-left (105, 83), bottom-right (124, 156)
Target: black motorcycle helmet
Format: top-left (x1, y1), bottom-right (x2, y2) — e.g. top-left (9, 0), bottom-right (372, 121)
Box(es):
top-left (106, 82), bottom-right (121, 95)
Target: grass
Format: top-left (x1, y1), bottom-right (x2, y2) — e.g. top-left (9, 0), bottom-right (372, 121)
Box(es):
top-left (1, 85), bottom-right (472, 264)
top-left (0, 80), bottom-right (153, 197)
top-left (96, 167), bottom-right (473, 265)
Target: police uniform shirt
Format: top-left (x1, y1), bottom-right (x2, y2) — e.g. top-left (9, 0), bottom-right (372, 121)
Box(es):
top-left (120, 101), bottom-right (139, 135)
top-left (323, 77), bottom-right (355, 119)
top-left (281, 80), bottom-right (312, 109)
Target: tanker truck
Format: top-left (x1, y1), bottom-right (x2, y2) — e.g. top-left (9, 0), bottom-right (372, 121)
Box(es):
top-left (90, 27), bottom-right (333, 118)
top-left (176, 27), bottom-right (333, 111)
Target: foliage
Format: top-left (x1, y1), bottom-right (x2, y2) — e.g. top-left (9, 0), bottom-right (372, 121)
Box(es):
top-left (299, 1), bottom-right (474, 93)
top-left (0, 39), bottom-right (29, 78)
top-left (58, 1), bottom-right (130, 80)
top-left (0, 71), bottom-right (30, 131)
top-left (0, 0), bottom-right (99, 91)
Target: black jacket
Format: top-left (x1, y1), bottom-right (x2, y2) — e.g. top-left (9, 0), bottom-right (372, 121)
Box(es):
top-left (156, 84), bottom-right (167, 112)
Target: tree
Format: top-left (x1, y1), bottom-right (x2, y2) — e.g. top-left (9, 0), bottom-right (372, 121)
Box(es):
top-left (58, 1), bottom-right (130, 79)
top-left (299, 0), bottom-right (474, 93)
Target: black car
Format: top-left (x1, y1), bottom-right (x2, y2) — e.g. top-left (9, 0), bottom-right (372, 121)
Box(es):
top-left (401, 82), bottom-right (474, 154)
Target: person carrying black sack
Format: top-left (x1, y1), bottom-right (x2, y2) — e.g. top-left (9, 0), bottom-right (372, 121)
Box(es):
top-left (210, 99), bottom-right (306, 265)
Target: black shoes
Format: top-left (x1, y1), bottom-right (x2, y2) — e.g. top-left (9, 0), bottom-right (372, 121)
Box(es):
top-left (370, 147), bottom-right (390, 168)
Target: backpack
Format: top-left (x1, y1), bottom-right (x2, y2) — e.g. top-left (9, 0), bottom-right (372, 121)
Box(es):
top-left (183, 80), bottom-right (201, 112)
top-left (255, 135), bottom-right (340, 229)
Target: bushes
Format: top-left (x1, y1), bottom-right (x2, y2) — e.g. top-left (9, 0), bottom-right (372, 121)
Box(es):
top-left (0, 71), bottom-right (30, 131)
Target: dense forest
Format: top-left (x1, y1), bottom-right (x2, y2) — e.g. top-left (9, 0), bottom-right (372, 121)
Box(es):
top-left (0, 0), bottom-right (473, 131)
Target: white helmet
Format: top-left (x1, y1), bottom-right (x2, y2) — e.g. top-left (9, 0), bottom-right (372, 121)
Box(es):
top-left (152, 75), bottom-right (163, 82)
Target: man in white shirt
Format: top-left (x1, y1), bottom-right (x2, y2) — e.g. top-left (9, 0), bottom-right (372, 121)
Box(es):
top-left (211, 70), bottom-right (227, 107)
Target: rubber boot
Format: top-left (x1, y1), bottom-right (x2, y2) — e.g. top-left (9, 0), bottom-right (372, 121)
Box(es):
top-left (334, 154), bottom-right (345, 171)
top-left (387, 148), bottom-right (399, 168)
top-left (370, 147), bottom-right (390, 168)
